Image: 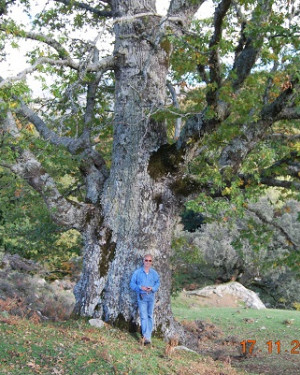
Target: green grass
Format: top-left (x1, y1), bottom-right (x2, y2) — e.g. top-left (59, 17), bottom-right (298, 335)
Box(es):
top-left (0, 312), bottom-right (244, 375)
top-left (2, 292), bottom-right (300, 375)
top-left (172, 293), bottom-right (300, 375)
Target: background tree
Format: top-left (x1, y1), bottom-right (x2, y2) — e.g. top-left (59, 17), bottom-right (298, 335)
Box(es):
top-left (173, 197), bottom-right (300, 308)
top-left (0, 0), bottom-right (299, 340)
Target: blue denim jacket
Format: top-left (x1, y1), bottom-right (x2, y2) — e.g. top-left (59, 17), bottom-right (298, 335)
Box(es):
top-left (130, 267), bottom-right (160, 296)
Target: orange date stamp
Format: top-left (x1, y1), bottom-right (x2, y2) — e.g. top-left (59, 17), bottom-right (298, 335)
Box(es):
top-left (240, 340), bottom-right (300, 355)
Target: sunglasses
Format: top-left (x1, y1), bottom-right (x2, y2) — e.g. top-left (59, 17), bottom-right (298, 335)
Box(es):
top-left (144, 259), bottom-right (152, 262)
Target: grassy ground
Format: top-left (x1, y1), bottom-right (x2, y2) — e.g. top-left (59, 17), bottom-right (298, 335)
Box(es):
top-left (172, 292), bottom-right (300, 375)
top-left (1, 293), bottom-right (300, 375)
top-left (0, 310), bottom-right (243, 375)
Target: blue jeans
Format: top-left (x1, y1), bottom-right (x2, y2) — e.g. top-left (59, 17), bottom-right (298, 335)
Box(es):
top-left (137, 294), bottom-right (155, 341)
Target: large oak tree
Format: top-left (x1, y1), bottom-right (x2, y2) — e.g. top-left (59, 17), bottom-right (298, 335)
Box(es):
top-left (0, 0), bottom-right (299, 340)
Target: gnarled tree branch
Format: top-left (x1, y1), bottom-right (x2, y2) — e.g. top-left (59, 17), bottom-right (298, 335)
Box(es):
top-left (259, 176), bottom-right (300, 191)
top-left (168, 0), bottom-right (207, 28)
top-left (1, 111), bottom-right (91, 230)
top-left (273, 106), bottom-right (300, 121)
top-left (231, 0), bottom-right (272, 91)
top-left (219, 79), bottom-right (300, 173)
top-left (15, 100), bottom-right (91, 154)
top-left (21, 31), bottom-right (70, 59)
top-left (206, 0), bottom-right (231, 107)
top-left (0, 22), bottom-right (69, 58)
top-left (261, 79), bottom-right (300, 121)
top-left (237, 150), bottom-right (300, 191)
top-left (0, 55), bottom-right (115, 88)
top-left (11, 149), bottom-right (92, 230)
top-left (15, 97), bottom-right (109, 204)
top-left (264, 153), bottom-right (300, 179)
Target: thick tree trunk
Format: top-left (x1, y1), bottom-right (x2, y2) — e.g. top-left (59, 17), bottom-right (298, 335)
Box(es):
top-left (102, 2), bottom-right (174, 334)
top-left (73, 1), bottom-right (184, 339)
top-left (73, 211), bottom-right (115, 317)
top-left (74, 198), bottom-right (181, 339)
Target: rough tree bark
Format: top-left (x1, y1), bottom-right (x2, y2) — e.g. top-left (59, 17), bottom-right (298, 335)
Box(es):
top-left (72, 0), bottom-right (189, 339)
top-left (1, 0), bottom-right (201, 341)
top-left (1, 0), bottom-right (299, 342)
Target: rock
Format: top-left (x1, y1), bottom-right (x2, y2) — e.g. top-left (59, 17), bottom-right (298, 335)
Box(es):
top-left (1, 253), bottom-right (41, 273)
top-left (89, 318), bottom-right (105, 329)
top-left (186, 281), bottom-right (266, 309)
top-left (0, 254), bottom-right (75, 321)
